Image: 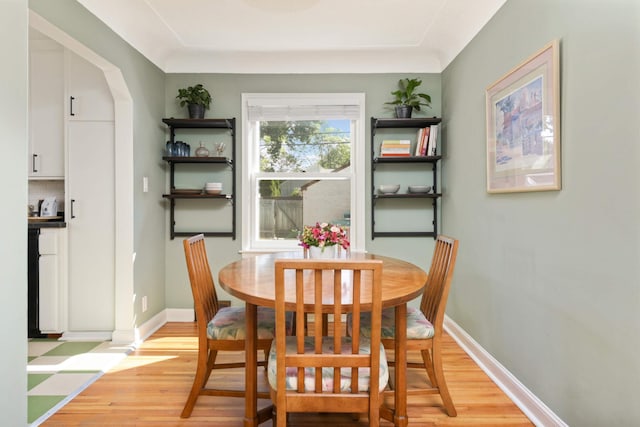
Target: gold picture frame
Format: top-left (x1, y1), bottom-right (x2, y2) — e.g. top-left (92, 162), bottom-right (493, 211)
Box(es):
top-left (486, 40), bottom-right (561, 193)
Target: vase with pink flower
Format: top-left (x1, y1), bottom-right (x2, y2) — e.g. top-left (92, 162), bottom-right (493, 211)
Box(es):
top-left (298, 222), bottom-right (350, 259)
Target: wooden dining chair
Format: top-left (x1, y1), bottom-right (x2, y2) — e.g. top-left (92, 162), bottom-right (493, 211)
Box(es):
top-left (181, 234), bottom-right (281, 418)
top-left (348, 235), bottom-right (459, 416)
top-left (268, 259), bottom-right (388, 426)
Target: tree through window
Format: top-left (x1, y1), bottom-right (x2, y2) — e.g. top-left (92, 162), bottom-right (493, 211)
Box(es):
top-left (258, 120), bottom-right (351, 239)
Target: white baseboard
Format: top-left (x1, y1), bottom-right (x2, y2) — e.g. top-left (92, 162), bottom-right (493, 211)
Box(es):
top-left (166, 308), bottom-right (195, 322)
top-left (61, 309), bottom-right (192, 346)
top-left (135, 310), bottom-right (169, 343)
top-left (111, 328), bottom-right (138, 344)
top-left (444, 315), bottom-right (567, 427)
top-left (61, 331), bottom-right (113, 342)
top-left (112, 310), bottom-right (189, 346)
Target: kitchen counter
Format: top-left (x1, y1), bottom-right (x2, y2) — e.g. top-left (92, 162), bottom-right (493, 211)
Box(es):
top-left (28, 220), bottom-right (66, 228)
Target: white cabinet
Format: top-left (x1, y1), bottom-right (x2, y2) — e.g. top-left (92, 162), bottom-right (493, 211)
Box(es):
top-left (65, 50), bottom-right (114, 121)
top-left (38, 228), bottom-right (67, 333)
top-left (29, 40), bottom-right (65, 178)
top-left (66, 121), bottom-right (115, 331)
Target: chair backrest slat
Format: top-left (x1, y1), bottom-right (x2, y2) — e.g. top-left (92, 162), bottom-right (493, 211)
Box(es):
top-left (183, 234), bottom-right (220, 342)
top-left (420, 235), bottom-right (459, 333)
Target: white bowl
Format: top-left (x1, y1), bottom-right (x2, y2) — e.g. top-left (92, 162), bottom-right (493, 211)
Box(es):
top-left (205, 182), bottom-right (222, 187)
top-left (205, 189), bottom-right (222, 195)
top-left (379, 184), bottom-right (400, 194)
top-left (408, 185), bottom-right (431, 194)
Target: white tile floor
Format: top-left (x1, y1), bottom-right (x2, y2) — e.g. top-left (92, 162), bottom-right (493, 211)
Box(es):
top-left (27, 339), bottom-right (134, 426)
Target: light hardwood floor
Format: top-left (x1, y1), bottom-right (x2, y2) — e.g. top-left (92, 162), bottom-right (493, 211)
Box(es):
top-left (42, 322), bottom-right (533, 426)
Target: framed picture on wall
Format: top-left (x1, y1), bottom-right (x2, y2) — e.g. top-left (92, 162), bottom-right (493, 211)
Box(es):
top-left (486, 40), bottom-right (561, 193)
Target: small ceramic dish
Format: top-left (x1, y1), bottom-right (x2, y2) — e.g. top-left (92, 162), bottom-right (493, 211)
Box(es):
top-left (408, 185), bottom-right (431, 194)
top-left (379, 184), bottom-right (400, 194)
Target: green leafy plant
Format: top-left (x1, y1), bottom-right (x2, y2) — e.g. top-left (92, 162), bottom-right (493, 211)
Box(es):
top-left (385, 78), bottom-right (432, 111)
top-left (176, 84), bottom-right (212, 109)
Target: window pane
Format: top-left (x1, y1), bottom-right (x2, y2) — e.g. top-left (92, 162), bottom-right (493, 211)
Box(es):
top-left (243, 93), bottom-right (364, 252)
top-left (259, 120), bottom-right (351, 173)
top-left (258, 178), bottom-right (351, 241)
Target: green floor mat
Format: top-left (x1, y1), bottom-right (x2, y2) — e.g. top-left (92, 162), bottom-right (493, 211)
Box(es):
top-left (28, 373), bottom-right (52, 391)
top-left (42, 341), bottom-right (102, 356)
top-left (28, 395), bottom-right (65, 424)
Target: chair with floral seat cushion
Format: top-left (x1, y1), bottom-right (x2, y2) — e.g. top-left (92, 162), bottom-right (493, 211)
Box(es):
top-left (181, 234), bottom-right (291, 418)
top-left (300, 223), bottom-right (351, 336)
top-left (269, 259), bottom-right (387, 427)
top-left (347, 235), bottom-right (459, 417)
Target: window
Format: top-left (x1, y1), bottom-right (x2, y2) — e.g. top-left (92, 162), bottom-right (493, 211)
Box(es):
top-left (242, 93), bottom-right (365, 252)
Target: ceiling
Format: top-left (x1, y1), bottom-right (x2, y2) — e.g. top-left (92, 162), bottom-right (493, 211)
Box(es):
top-left (76, 0), bottom-right (506, 74)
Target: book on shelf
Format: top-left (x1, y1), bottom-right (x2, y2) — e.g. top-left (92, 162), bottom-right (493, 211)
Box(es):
top-left (382, 143), bottom-right (411, 148)
top-left (380, 152), bottom-right (412, 157)
top-left (420, 127), bottom-right (430, 156)
top-left (381, 139), bottom-right (411, 157)
top-left (412, 127), bottom-right (431, 156)
top-left (426, 124), bottom-right (439, 156)
top-left (380, 152), bottom-right (411, 157)
top-left (382, 139), bottom-right (411, 145)
top-left (381, 140), bottom-right (410, 147)
top-left (415, 128), bottom-right (424, 156)
top-left (382, 148), bottom-right (412, 153)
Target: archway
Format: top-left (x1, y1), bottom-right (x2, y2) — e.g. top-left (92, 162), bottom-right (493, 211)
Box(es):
top-left (29, 11), bottom-right (135, 343)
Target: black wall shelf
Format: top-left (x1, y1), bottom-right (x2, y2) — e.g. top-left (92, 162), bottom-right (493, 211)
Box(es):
top-left (370, 117), bottom-right (443, 239)
top-left (162, 118), bottom-right (236, 240)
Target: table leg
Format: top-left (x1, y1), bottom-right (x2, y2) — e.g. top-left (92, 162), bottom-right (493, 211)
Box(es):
top-left (244, 303), bottom-right (258, 427)
top-left (394, 303), bottom-right (408, 427)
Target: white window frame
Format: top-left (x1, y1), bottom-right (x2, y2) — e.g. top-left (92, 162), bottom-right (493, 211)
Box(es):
top-left (241, 93), bottom-right (365, 253)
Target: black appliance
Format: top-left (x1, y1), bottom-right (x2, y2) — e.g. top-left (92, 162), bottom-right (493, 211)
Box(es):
top-left (28, 228), bottom-right (45, 338)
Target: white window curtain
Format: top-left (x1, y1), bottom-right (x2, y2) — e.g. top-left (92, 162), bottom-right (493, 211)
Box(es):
top-left (246, 104), bottom-right (361, 121)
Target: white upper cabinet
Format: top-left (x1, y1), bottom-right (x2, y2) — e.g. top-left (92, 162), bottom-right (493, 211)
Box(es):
top-left (29, 40), bottom-right (65, 178)
top-left (65, 50), bottom-right (114, 121)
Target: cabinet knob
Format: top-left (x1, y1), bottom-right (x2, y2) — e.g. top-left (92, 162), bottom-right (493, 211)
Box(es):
top-left (70, 96), bottom-right (75, 116)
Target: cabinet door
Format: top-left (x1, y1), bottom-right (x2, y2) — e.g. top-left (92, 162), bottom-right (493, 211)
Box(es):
top-left (29, 42), bottom-right (65, 178)
top-left (65, 50), bottom-right (114, 121)
top-left (38, 229), bottom-right (60, 332)
top-left (67, 121), bottom-right (115, 331)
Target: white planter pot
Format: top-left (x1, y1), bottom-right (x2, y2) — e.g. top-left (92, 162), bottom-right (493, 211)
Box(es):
top-left (308, 245), bottom-right (338, 259)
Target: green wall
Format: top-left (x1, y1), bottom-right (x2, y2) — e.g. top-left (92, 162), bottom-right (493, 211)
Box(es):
top-left (2, 1), bottom-right (29, 424)
top-left (441, 0), bottom-right (640, 425)
top-left (163, 73), bottom-right (442, 307)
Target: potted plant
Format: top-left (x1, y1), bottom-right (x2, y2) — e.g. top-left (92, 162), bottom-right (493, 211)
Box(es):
top-left (176, 84), bottom-right (212, 119)
top-left (385, 78), bottom-right (431, 118)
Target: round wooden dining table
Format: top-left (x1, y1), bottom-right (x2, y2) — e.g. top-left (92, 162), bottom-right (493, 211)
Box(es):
top-left (218, 250), bottom-right (427, 427)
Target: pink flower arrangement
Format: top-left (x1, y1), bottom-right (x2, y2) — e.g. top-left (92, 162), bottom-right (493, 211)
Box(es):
top-left (298, 222), bottom-right (350, 251)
